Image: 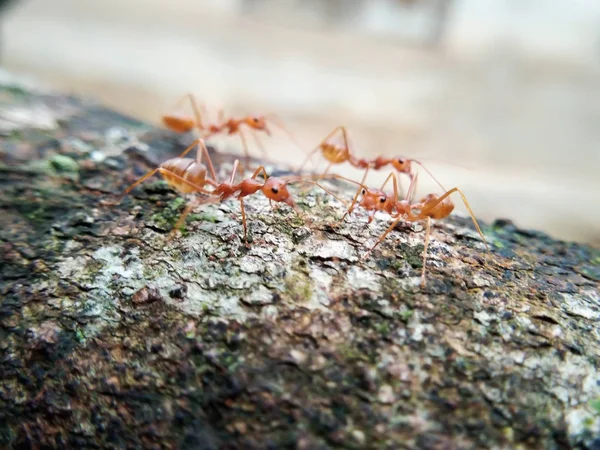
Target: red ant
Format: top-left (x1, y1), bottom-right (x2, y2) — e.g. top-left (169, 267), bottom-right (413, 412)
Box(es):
top-left (112, 138), bottom-right (343, 242)
top-left (332, 171), bottom-right (489, 285)
top-left (298, 125), bottom-right (447, 202)
top-left (162, 93), bottom-right (300, 168)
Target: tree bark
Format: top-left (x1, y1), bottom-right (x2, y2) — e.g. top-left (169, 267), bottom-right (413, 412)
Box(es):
top-left (1, 71), bottom-right (599, 449)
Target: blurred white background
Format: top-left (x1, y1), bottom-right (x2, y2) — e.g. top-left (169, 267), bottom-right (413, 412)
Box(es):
top-left (2, 0), bottom-right (600, 245)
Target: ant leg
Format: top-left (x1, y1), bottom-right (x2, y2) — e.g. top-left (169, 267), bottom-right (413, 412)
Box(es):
top-left (379, 171), bottom-right (396, 192)
top-left (361, 215), bottom-right (404, 261)
top-left (175, 138), bottom-right (206, 159)
top-left (265, 114), bottom-right (305, 156)
top-left (239, 199), bottom-right (249, 244)
top-left (110, 140), bottom-right (215, 204)
top-left (420, 187), bottom-right (489, 250)
top-left (113, 166), bottom-right (212, 204)
top-left (238, 128), bottom-right (252, 170)
top-left (421, 217), bottom-right (431, 285)
top-left (193, 139), bottom-right (218, 182)
top-left (340, 168), bottom-right (371, 224)
top-left (168, 198), bottom-right (200, 240)
top-left (339, 183), bottom-right (363, 224)
top-left (165, 93), bottom-right (204, 131)
top-left (412, 160), bottom-right (446, 192)
top-left (185, 93), bottom-right (204, 130)
top-left (229, 160), bottom-right (241, 184)
top-left (319, 162), bottom-right (334, 181)
top-left (406, 171), bottom-right (419, 203)
top-left (297, 145), bottom-right (323, 173)
top-left (287, 180), bottom-right (349, 206)
top-left (249, 129), bottom-right (268, 159)
top-left (112, 168), bottom-right (160, 205)
top-left (297, 125), bottom-right (351, 173)
top-left (250, 165), bottom-right (269, 181)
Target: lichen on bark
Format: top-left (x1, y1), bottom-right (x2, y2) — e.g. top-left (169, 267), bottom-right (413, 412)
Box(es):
top-left (1, 73), bottom-right (599, 449)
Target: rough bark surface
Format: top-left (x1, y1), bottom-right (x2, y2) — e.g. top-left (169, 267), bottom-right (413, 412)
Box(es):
top-left (1, 73), bottom-right (599, 450)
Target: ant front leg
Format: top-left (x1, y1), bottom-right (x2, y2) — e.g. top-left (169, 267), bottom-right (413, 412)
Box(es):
top-left (361, 214), bottom-right (404, 261)
top-left (340, 183), bottom-right (363, 225)
top-left (250, 165), bottom-right (269, 181)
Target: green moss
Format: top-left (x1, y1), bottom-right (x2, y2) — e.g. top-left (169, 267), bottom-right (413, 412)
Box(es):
top-left (398, 308), bottom-right (413, 323)
top-left (396, 242), bottom-right (423, 269)
top-left (150, 197), bottom-right (188, 231)
top-left (337, 343), bottom-right (369, 363)
top-left (373, 321), bottom-right (391, 336)
top-left (284, 272), bottom-right (312, 302)
top-left (188, 211), bottom-right (219, 223)
top-left (75, 328), bottom-right (86, 344)
top-left (49, 154), bottom-right (79, 174)
top-left (590, 398), bottom-right (600, 414)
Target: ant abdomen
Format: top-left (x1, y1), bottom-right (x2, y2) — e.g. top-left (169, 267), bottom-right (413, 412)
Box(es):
top-left (162, 114), bottom-right (196, 133)
top-left (160, 158), bottom-right (207, 194)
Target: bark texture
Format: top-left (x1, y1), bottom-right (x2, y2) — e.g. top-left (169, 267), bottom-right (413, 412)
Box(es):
top-left (1, 72), bottom-right (599, 449)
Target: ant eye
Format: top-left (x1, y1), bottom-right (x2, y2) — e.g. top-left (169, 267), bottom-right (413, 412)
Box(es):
top-left (380, 197), bottom-right (386, 203)
top-left (271, 187), bottom-right (279, 194)
top-left (397, 158), bottom-right (405, 164)
top-left (253, 117), bottom-right (259, 123)
top-left (361, 189), bottom-right (366, 195)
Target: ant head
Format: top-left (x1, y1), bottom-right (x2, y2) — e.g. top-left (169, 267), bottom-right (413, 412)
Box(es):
top-left (262, 178), bottom-right (296, 207)
top-left (359, 188), bottom-right (395, 215)
top-left (391, 157), bottom-right (412, 173)
top-left (244, 116), bottom-right (270, 135)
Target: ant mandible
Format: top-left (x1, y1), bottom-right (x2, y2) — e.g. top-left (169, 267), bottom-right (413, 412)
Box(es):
top-left (162, 93), bottom-right (299, 168)
top-left (331, 171), bottom-right (489, 285)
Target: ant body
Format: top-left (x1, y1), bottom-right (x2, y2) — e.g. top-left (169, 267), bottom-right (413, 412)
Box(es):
top-left (162, 93), bottom-right (298, 167)
top-left (299, 126), bottom-right (446, 199)
top-left (333, 172), bottom-right (488, 284)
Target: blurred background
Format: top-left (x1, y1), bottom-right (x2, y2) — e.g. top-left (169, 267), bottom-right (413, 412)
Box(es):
top-left (1, 0), bottom-right (599, 245)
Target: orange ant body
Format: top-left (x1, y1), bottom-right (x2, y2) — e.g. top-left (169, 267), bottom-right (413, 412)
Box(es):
top-left (162, 93), bottom-right (296, 167)
top-left (335, 172), bottom-right (488, 284)
top-left (114, 138), bottom-right (218, 202)
top-left (113, 138), bottom-right (342, 243)
top-left (299, 125), bottom-right (446, 195)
